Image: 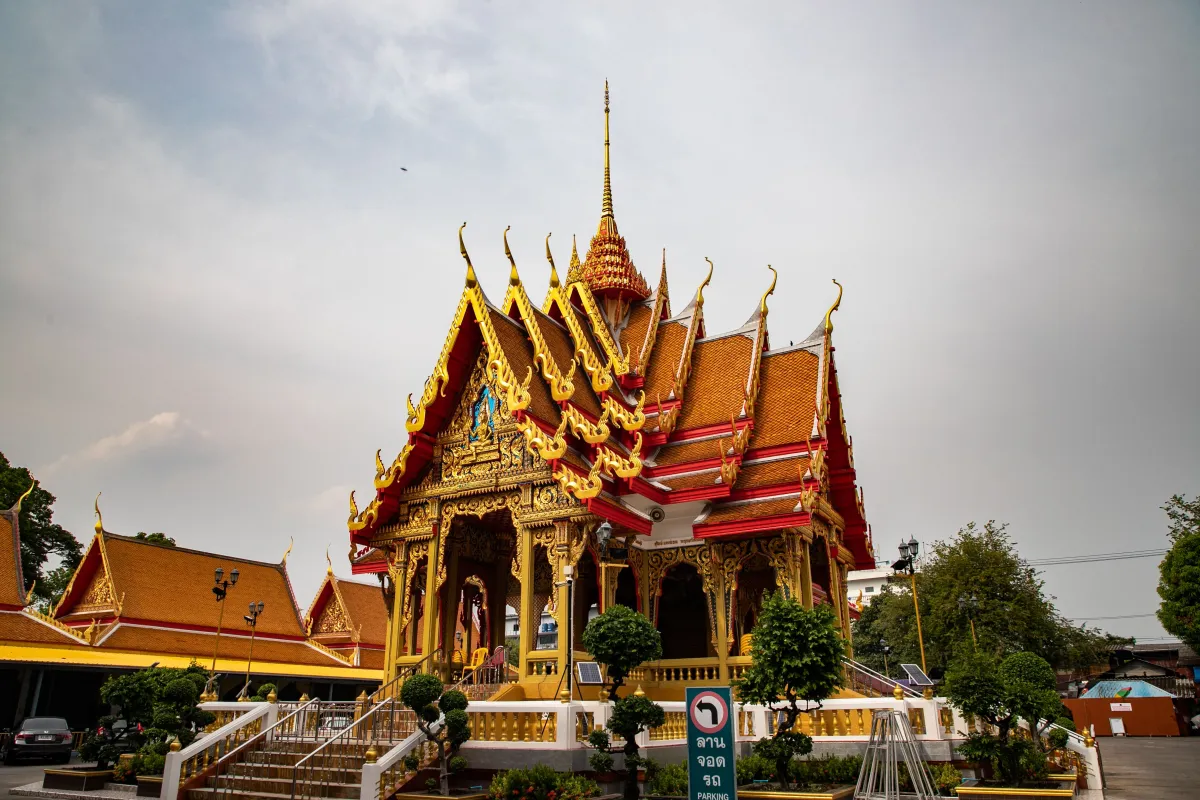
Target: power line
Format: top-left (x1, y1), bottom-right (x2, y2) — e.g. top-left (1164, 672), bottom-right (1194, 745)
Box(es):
top-left (1070, 613), bottom-right (1157, 621)
top-left (1026, 549), bottom-right (1167, 566)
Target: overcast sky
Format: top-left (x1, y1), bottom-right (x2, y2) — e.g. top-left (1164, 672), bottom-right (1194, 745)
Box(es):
top-left (1, 1), bottom-right (1197, 640)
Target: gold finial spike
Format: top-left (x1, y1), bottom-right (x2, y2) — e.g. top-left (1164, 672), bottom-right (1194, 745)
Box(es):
top-left (282, 537), bottom-right (293, 564)
top-left (349, 489), bottom-right (360, 524)
top-left (633, 684), bottom-right (646, 697)
top-left (375, 448), bottom-right (385, 479)
top-left (14, 480), bottom-right (36, 513)
top-left (545, 233), bottom-right (560, 288)
top-left (326, 545), bottom-right (333, 576)
top-left (602, 80), bottom-right (614, 223)
top-left (698, 258), bottom-right (714, 306)
top-left (824, 278), bottom-right (843, 334)
top-left (93, 492), bottom-right (104, 535)
top-left (459, 222), bottom-right (477, 288)
top-left (760, 265), bottom-right (778, 316)
top-left (504, 226), bottom-right (520, 286)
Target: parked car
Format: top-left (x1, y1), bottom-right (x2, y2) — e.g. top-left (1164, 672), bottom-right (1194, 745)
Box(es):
top-left (2, 717), bottom-right (73, 765)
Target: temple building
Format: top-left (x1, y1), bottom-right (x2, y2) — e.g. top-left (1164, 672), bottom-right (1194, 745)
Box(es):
top-left (347, 85), bottom-right (875, 700)
top-left (1, 492), bottom-right (385, 728)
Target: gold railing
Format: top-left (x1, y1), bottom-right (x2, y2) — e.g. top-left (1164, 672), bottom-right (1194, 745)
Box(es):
top-left (203, 707), bottom-right (257, 733)
top-left (376, 739), bottom-right (439, 800)
top-left (178, 710), bottom-right (266, 787)
top-left (467, 709), bottom-right (558, 743)
top-left (574, 711), bottom-right (596, 743)
top-left (763, 706), bottom-right (927, 738)
top-left (648, 711), bottom-right (688, 741)
top-left (524, 654), bottom-right (559, 677)
top-left (640, 661), bottom-right (721, 683)
top-left (21, 608), bottom-right (93, 643)
top-left (737, 710), bottom-right (759, 738)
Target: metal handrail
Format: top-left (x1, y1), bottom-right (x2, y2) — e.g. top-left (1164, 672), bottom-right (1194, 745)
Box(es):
top-left (369, 647), bottom-right (442, 704)
top-left (290, 699), bottom-right (417, 800)
top-left (209, 699), bottom-right (321, 799)
top-left (843, 657), bottom-right (921, 698)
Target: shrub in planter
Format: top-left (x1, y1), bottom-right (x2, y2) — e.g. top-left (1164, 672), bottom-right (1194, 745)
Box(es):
top-left (734, 593), bottom-right (845, 791)
top-left (789, 754), bottom-right (862, 788)
top-left (928, 762), bottom-right (962, 797)
top-left (400, 674), bottom-right (471, 796)
top-left (487, 764), bottom-right (600, 800)
top-left (735, 754), bottom-right (773, 785)
top-left (647, 762), bottom-right (687, 796)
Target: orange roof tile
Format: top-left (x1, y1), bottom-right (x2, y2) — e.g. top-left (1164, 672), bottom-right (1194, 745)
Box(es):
top-left (650, 437), bottom-right (728, 468)
top-left (58, 533), bottom-right (307, 639)
top-left (0, 513), bottom-right (27, 607)
top-left (620, 304), bottom-right (654, 370)
top-left (0, 610), bottom-right (87, 645)
top-left (99, 625), bottom-right (348, 668)
top-left (642, 321), bottom-right (688, 402)
top-left (531, 308), bottom-right (604, 417)
top-left (675, 335), bottom-right (755, 430)
top-left (335, 579), bottom-right (388, 647)
top-left (655, 470), bottom-right (723, 491)
top-left (734, 456), bottom-right (810, 491)
top-left (747, 349), bottom-right (821, 450)
top-left (701, 495), bottom-right (800, 525)
top-left (487, 307), bottom-right (561, 425)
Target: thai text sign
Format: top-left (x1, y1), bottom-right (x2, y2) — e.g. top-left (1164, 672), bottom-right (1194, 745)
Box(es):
top-left (686, 687), bottom-right (737, 800)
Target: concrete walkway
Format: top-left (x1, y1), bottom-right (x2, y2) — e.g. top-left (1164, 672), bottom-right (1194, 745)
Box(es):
top-left (1097, 736), bottom-right (1200, 799)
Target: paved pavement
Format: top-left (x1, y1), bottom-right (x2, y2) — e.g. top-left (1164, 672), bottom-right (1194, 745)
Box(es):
top-left (1098, 735), bottom-right (1200, 799)
top-left (0, 757), bottom-right (88, 794)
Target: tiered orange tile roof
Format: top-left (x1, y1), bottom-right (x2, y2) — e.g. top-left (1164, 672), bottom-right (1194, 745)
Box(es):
top-left (349, 87), bottom-right (873, 569)
top-left (304, 568), bottom-right (388, 670)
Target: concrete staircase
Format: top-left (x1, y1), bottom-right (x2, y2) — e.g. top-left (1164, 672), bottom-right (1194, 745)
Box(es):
top-left (186, 738), bottom-right (371, 800)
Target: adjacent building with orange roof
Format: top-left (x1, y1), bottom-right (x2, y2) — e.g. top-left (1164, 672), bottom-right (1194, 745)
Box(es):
top-left (347, 85), bottom-right (876, 699)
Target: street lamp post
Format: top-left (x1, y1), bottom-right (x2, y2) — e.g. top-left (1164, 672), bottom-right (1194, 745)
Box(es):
top-left (880, 642), bottom-right (892, 678)
top-left (204, 567), bottom-right (239, 700)
top-left (240, 601), bottom-right (265, 700)
top-left (958, 594), bottom-right (980, 648)
top-left (554, 565), bottom-right (575, 702)
top-left (892, 537), bottom-right (927, 674)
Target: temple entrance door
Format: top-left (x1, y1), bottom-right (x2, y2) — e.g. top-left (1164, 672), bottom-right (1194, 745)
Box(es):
top-left (731, 553), bottom-right (777, 655)
top-left (572, 551), bottom-right (601, 652)
top-left (657, 563), bottom-right (712, 659)
top-left (810, 538), bottom-right (832, 608)
top-left (615, 566), bottom-right (638, 611)
top-left (440, 512), bottom-right (517, 682)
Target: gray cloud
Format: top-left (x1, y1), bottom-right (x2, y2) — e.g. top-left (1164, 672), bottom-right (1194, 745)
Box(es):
top-left (1, 1), bottom-right (1197, 631)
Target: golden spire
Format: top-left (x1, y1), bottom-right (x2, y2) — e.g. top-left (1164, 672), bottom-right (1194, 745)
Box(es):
top-left (760, 265), bottom-right (778, 316)
top-left (698, 258), bottom-right (714, 306)
top-left (459, 222), bottom-right (476, 288)
top-left (566, 234), bottom-right (582, 283)
top-left (602, 79), bottom-right (614, 226)
top-left (326, 545), bottom-right (333, 576)
top-left (282, 537), bottom-right (293, 564)
top-left (13, 480), bottom-right (36, 513)
top-left (504, 226), bottom-right (520, 286)
top-left (824, 278), bottom-right (843, 334)
top-left (545, 233), bottom-right (559, 288)
top-left (93, 492), bottom-right (104, 535)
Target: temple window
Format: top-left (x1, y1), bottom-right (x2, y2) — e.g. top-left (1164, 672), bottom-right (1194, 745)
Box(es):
top-left (657, 563), bottom-right (711, 660)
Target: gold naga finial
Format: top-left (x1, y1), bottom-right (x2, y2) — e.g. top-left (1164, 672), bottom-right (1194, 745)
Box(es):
top-left (326, 545), bottom-right (333, 576)
top-left (698, 258), bottom-right (714, 306)
top-left (602, 79), bottom-right (614, 221)
top-left (760, 265), bottom-right (778, 316)
top-left (24, 581), bottom-right (36, 607)
top-left (545, 233), bottom-right (559, 288)
top-left (282, 537), bottom-right (293, 564)
top-left (348, 489), bottom-right (360, 526)
top-left (93, 492), bottom-right (104, 535)
top-left (375, 448), bottom-right (385, 481)
top-left (824, 278), bottom-right (843, 334)
top-left (504, 225), bottom-right (520, 286)
top-left (459, 222), bottom-right (477, 288)
top-left (13, 479), bottom-right (36, 513)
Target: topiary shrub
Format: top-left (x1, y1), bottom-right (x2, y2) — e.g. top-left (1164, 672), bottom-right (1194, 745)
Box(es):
top-left (646, 762), bottom-right (687, 796)
top-left (487, 764), bottom-right (599, 800)
top-left (399, 674), bottom-right (471, 795)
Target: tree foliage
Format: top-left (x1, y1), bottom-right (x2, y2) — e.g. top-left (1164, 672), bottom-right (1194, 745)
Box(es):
top-left (80, 665), bottom-right (214, 771)
top-left (134, 532), bottom-right (176, 547)
top-left (0, 452), bottom-right (82, 606)
top-left (582, 605), bottom-right (664, 800)
top-left (851, 521), bottom-right (1127, 675)
top-left (399, 674), bottom-right (470, 795)
top-left (734, 593), bottom-right (844, 790)
top-left (943, 651), bottom-right (1061, 786)
top-left (581, 604), bottom-right (662, 700)
top-left (1157, 494), bottom-right (1200, 651)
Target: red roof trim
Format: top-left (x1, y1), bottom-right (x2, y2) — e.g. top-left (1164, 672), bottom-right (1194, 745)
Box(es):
top-left (693, 511), bottom-right (812, 539)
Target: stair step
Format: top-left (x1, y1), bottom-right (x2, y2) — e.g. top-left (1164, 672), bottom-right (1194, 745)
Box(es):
top-left (201, 777), bottom-right (362, 798)
top-left (188, 788), bottom-right (359, 800)
top-left (221, 766), bottom-right (363, 783)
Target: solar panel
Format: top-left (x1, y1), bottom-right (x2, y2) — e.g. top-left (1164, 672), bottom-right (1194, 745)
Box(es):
top-left (576, 661), bottom-right (605, 685)
top-left (901, 663), bottom-right (934, 686)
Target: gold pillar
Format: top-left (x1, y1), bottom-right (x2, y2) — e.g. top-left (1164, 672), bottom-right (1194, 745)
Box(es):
top-left (828, 541), bottom-right (844, 632)
top-left (800, 538), bottom-right (814, 609)
top-left (553, 520), bottom-right (573, 680)
top-left (713, 548), bottom-right (731, 681)
top-left (420, 530), bottom-right (440, 672)
top-left (441, 545), bottom-right (460, 667)
top-left (384, 561), bottom-right (405, 682)
top-left (517, 525), bottom-right (535, 683)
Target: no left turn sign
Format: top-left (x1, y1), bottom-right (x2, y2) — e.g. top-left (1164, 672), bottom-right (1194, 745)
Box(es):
top-left (688, 689), bottom-right (729, 734)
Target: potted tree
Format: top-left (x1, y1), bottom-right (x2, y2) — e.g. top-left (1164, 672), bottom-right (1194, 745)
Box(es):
top-left (581, 604), bottom-right (665, 800)
top-left (733, 593), bottom-right (849, 798)
top-left (398, 673), bottom-right (471, 797)
top-left (944, 651), bottom-right (1074, 798)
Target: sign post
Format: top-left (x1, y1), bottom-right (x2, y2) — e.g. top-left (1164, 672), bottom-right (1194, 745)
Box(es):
top-left (686, 687), bottom-right (737, 800)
